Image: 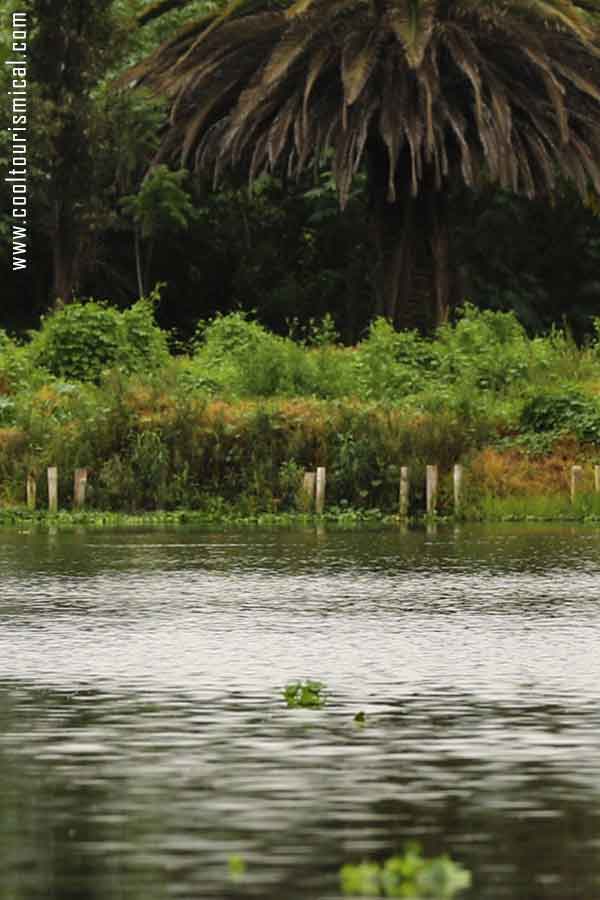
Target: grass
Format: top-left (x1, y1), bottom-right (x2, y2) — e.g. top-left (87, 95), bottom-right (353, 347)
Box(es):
top-left (478, 491), bottom-right (600, 522)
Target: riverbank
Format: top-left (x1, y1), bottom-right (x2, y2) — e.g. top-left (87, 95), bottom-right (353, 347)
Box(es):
top-left (2, 303), bottom-right (600, 518)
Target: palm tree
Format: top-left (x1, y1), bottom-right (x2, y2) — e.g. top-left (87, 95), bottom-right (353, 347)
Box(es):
top-left (129, 0), bottom-right (600, 326)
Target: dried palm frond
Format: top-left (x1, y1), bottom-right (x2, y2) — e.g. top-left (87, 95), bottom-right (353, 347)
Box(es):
top-left (127, 0), bottom-right (600, 204)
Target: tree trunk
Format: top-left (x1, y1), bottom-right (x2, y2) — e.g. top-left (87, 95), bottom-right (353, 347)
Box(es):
top-left (380, 196), bottom-right (416, 325)
top-left (428, 185), bottom-right (451, 326)
top-left (135, 227), bottom-right (145, 299)
top-left (52, 202), bottom-right (79, 308)
top-left (368, 139), bottom-right (454, 330)
top-left (52, 235), bottom-right (76, 308)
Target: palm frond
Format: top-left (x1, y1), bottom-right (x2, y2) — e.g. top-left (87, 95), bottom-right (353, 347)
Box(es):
top-left (126, 0), bottom-right (600, 207)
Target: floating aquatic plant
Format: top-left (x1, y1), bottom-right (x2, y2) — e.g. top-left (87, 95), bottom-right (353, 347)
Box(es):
top-left (340, 843), bottom-right (471, 898)
top-left (227, 854), bottom-right (246, 880)
top-left (354, 711), bottom-right (366, 725)
top-left (283, 680), bottom-right (325, 708)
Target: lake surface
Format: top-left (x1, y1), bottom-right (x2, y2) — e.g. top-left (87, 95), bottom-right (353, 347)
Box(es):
top-left (2, 523), bottom-right (600, 900)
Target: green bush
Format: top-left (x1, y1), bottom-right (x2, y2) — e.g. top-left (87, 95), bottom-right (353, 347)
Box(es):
top-left (30, 303), bottom-right (120, 381)
top-left (353, 319), bottom-right (436, 401)
top-left (193, 311), bottom-right (323, 397)
top-left (434, 303), bottom-right (531, 390)
top-left (520, 388), bottom-right (600, 440)
top-left (119, 299), bottom-right (170, 373)
top-left (0, 334), bottom-right (36, 397)
top-left (29, 297), bottom-right (169, 382)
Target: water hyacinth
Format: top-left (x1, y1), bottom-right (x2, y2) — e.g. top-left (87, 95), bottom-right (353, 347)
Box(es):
top-left (227, 854), bottom-right (246, 880)
top-left (340, 843), bottom-right (471, 898)
top-left (283, 680), bottom-right (325, 708)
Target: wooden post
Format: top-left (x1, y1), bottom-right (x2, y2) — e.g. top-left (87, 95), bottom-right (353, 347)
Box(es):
top-left (453, 464), bottom-right (463, 514)
top-left (300, 471), bottom-right (316, 512)
top-left (595, 465), bottom-right (600, 493)
top-left (26, 474), bottom-right (36, 510)
top-left (399, 466), bottom-right (409, 518)
top-left (73, 468), bottom-right (88, 509)
top-left (47, 466), bottom-right (58, 513)
top-left (571, 465), bottom-right (583, 503)
top-left (426, 465), bottom-right (438, 517)
top-left (315, 466), bottom-right (326, 515)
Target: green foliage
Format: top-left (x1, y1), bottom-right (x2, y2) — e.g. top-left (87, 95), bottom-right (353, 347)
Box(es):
top-left (101, 87), bottom-right (166, 194)
top-left (227, 854), bottom-right (246, 879)
top-left (3, 305), bottom-right (600, 516)
top-left (340, 845), bottom-right (471, 898)
top-left (30, 303), bottom-right (119, 381)
top-left (278, 460), bottom-right (304, 509)
top-left (353, 319), bottom-right (437, 401)
top-left (433, 303), bottom-right (531, 390)
top-left (283, 680), bottom-right (325, 708)
top-left (480, 491), bottom-right (600, 522)
top-left (306, 313), bottom-right (340, 347)
top-left (350, 304), bottom-right (539, 405)
top-left (120, 293), bottom-right (171, 372)
top-left (121, 166), bottom-right (194, 238)
top-left (520, 390), bottom-right (600, 441)
top-left (341, 862), bottom-right (382, 897)
top-left (0, 336), bottom-right (36, 397)
top-left (192, 311), bottom-right (328, 397)
top-left (29, 296), bottom-right (169, 382)
top-left (0, 397), bottom-right (16, 427)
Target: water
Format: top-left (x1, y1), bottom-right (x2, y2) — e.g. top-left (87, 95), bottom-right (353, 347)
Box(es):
top-left (2, 523), bottom-right (600, 899)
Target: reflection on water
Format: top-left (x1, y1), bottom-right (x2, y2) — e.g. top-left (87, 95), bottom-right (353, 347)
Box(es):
top-left (2, 524), bottom-right (600, 899)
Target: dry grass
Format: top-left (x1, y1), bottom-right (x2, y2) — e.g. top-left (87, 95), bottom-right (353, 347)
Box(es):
top-left (470, 439), bottom-right (594, 497)
top-left (0, 428), bottom-right (25, 454)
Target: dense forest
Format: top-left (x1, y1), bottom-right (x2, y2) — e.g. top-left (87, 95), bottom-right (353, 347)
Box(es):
top-left (2, 0), bottom-right (600, 343)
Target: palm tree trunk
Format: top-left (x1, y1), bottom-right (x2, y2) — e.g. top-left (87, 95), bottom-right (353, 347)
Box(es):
top-left (369, 141), bottom-right (416, 325)
top-left (383, 197), bottom-right (416, 325)
top-left (368, 138), bottom-right (455, 329)
top-left (427, 185), bottom-right (451, 326)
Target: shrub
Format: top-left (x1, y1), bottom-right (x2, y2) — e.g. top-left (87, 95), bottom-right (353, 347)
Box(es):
top-left (353, 319), bottom-right (436, 402)
top-left (0, 333), bottom-right (37, 397)
top-left (30, 302), bottom-right (121, 381)
top-left (29, 296), bottom-right (169, 382)
top-left (434, 303), bottom-right (530, 390)
top-left (119, 298), bottom-right (170, 374)
top-left (193, 311), bottom-right (318, 397)
top-left (520, 388), bottom-right (600, 441)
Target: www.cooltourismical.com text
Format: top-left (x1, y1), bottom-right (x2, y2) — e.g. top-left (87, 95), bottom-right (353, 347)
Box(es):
top-left (5, 10), bottom-right (28, 272)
